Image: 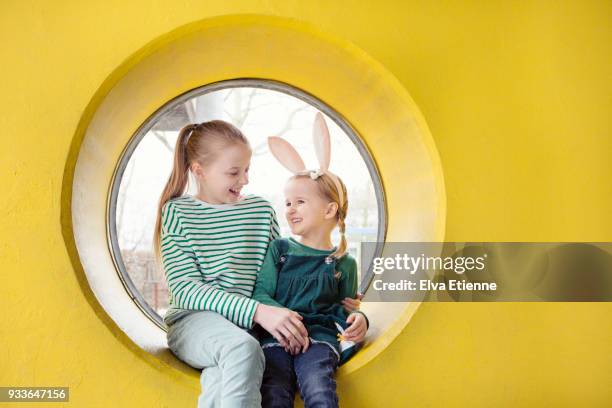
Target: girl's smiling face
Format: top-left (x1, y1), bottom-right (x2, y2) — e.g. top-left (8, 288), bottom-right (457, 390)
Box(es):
top-left (191, 143), bottom-right (252, 204)
top-left (284, 176), bottom-right (338, 237)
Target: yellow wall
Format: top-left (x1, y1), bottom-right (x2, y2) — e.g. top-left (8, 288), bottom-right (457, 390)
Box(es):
top-left (1, 1), bottom-right (610, 407)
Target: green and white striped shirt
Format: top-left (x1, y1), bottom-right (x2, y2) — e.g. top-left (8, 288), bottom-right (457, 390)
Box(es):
top-left (160, 194), bottom-right (280, 328)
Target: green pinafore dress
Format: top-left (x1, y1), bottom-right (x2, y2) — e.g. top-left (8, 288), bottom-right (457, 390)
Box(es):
top-left (259, 239), bottom-right (358, 364)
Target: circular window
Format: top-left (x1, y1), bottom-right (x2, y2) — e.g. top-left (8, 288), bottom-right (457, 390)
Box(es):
top-left (70, 16), bottom-right (445, 374)
top-left (109, 79), bottom-right (386, 329)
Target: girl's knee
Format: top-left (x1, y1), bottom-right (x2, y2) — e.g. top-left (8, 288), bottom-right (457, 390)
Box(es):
top-left (241, 335), bottom-right (265, 362)
top-left (225, 334), bottom-right (264, 364)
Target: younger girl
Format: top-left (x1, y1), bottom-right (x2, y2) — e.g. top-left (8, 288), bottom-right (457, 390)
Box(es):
top-left (253, 113), bottom-right (369, 408)
top-left (154, 120), bottom-right (311, 408)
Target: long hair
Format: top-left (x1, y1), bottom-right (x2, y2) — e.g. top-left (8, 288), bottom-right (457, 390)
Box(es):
top-left (292, 172), bottom-right (349, 259)
top-left (153, 120), bottom-right (249, 258)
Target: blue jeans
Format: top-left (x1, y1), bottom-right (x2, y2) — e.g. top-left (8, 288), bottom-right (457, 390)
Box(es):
top-left (261, 343), bottom-right (339, 408)
top-left (167, 311), bottom-right (265, 408)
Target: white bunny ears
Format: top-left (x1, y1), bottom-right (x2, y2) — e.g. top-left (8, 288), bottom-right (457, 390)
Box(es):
top-left (268, 112), bottom-right (345, 206)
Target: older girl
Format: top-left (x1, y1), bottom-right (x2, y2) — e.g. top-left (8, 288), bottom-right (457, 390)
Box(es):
top-left (154, 121), bottom-right (310, 408)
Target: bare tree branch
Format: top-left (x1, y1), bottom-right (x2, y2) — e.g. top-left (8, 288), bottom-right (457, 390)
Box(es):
top-left (275, 105), bottom-right (310, 137)
top-left (184, 99), bottom-right (197, 123)
top-left (152, 130), bottom-right (173, 152)
top-left (235, 88), bottom-right (258, 128)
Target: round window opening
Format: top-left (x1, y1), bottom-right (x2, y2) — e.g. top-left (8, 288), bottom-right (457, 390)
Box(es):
top-left (109, 80), bottom-right (386, 329)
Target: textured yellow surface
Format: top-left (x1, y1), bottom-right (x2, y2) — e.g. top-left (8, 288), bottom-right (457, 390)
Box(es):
top-left (1, 2), bottom-right (610, 407)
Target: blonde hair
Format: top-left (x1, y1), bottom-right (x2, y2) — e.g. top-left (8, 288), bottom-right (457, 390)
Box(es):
top-left (153, 121), bottom-right (250, 257)
top-left (292, 172), bottom-right (349, 259)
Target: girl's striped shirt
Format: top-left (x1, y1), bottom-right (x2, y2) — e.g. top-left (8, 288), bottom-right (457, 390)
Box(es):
top-left (160, 194), bottom-right (280, 328)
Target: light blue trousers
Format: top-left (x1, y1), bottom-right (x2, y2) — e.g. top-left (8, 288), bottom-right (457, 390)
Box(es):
top-left (167, 311), bottom-right (265, 408)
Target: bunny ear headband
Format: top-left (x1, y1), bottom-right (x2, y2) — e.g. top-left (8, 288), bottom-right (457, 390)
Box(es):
top-left (268, 112), bottom-right (345, 206)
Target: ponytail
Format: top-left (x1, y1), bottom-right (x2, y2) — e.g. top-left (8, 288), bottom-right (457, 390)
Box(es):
top-left (153, 124), bottom-right (196, 258)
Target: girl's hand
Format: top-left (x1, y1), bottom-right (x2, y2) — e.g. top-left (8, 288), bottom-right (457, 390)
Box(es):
top-left (343, 312), bottom-right (367, 343)
top-left (341, 293), bottom-right (363, 313)
top-left (254, 304), bottom-right (310, 351)
top-left (285, 336), bottom-right (310, 355)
